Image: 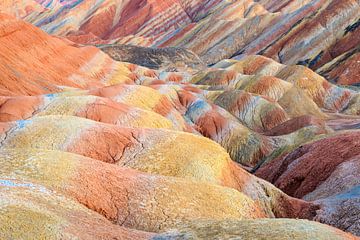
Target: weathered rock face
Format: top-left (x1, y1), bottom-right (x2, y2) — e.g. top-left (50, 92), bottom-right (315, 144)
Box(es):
top-left (317, 47), bottom-right (360, 85)
top-left (256, 131), bottom-right (360, 235)
top-left (7, 0), bottom-right (221, 42)
top-left (0, 0), bottom-right (44, 18)
top-left (0, 13), bottom-right (136, 95)
top-left (1, 148), bottom-right (269, 232)
top-left (256, 131), bottom-right (360, 198)
top-left (0, 8), bottom-right (359, 240)
top-left (315, 186), bottom-right (360, 236)
top-left (2, 0), bottom-right (359, 84)
top-left (264, 115), bottom-right (329, 136)
top-left (0, 95), bottom-right (176, 130)
top-left (0, 179), bottom-right (154, 240)
top-left (98, 44), bottom-right (205, 71)
top-left (154, 219), bottom-right (358, 240)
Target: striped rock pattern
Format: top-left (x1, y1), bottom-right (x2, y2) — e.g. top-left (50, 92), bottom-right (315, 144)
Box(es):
top-left (152, 84), bottom-right (326, 168)
top-left (256, 131), bottom-right (360, 235)
top-left (0, 10), bottom-right (359, 239)
top-left (0, 95), bottom-right (176, 130)
top-left (195, 56), bottom-right (360, 114)
top-left (4, 0), bottom-right (358, 85)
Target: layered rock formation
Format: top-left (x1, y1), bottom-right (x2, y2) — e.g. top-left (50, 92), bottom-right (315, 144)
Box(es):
top-left (256, 131), bottom-right (360, 235)
top-left (0, 3), bottom-right (359, 239)
top-left (0, 179), bottom-right (154, 239)
top-left (4, 0), bottom-right (358, 84)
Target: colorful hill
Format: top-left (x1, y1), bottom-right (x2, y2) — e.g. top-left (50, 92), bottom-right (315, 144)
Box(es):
top-left (3, 0), bottom-right (358, 85)
top-left (0, 2), bottom-right (359, 239)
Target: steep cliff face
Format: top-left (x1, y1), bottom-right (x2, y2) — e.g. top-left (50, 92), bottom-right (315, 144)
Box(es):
top-left (0, 4), bottom-right (360, 240)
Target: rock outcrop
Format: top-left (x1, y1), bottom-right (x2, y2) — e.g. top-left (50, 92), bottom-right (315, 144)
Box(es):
top-left (99, 44), bottom-right (205, 71)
